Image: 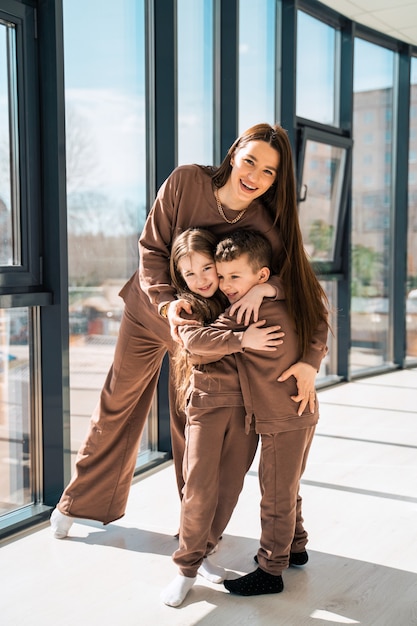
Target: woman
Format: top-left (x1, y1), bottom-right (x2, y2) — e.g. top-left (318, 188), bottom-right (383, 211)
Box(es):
top-left (51, 123), bottom-right (327, 538)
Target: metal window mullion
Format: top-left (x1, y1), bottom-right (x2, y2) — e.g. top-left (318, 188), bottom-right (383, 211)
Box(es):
top-left (392, 46), bottom-right (411, 366)
top-left (216, 0), bottom-right (238, 160)
top-left (30, 306), bottom-right (43, 503)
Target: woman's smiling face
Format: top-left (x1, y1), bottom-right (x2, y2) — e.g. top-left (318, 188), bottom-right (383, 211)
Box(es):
top-left (177, 251), bottom-right (219, 298)
top-left (228, 140), bottom-right (279, 204)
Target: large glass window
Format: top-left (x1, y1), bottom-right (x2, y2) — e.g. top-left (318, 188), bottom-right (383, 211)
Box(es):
top-left (351, 38), bottom-right (395, 373)
top-left (0, 308), bottom-right (32, 515)
top-left (297, 130), bottom-right (349, 382)
top-left (0, 6), bottom-right (40, 291)
top-left (238, 0), bottom-right (276, 132)
top-left (297, 128), bottom-right (351, 271)
top-left (0, 2), bottom-right (43, 531)
top-left (407, 57), bottom-right (417, 362)
top-left (63, 1), bottom-right (150, 471)
top-left (177, 0), bottom-right (213, 165)
top-left (296, 11), bottom-right (339, 126)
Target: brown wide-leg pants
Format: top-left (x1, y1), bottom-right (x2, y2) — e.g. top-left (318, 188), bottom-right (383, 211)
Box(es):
top-left (256, 425), bottom-right (315, 576)
top-left (58, 304), bottom-right (185, 524)
top-left (174, 404), bottom-right (259, 578)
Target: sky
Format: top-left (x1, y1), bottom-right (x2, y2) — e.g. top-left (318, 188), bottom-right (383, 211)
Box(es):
top-left (60, 0), bottom-right (413, 206)
top-left (63, 0), bottom-right (146, 204)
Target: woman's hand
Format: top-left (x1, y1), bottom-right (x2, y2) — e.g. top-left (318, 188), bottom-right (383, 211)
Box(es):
top-left (241, 320), bottom-right (284, 351)
top-left (229, 283), bottom-right (276, 325)
top-left (278, 361), bottom-right (317, 416)
top-left (167, 299), bottom-right (200, 343)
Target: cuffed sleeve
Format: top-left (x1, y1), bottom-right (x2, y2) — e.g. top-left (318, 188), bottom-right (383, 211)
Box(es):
top-left (178, 324), bottom-right (244, 365)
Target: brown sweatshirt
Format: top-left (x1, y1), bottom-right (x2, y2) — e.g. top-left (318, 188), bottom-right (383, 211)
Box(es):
top-left (120, 164), bottom-right (327, 368)
top-left (178, 298), bottom-right (328, 434)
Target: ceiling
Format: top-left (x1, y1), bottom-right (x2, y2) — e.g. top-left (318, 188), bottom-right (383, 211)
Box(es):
top-left (319, 0), bottom-right (417, 47)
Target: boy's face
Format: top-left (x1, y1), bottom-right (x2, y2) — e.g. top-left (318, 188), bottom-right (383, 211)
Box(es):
top-left (177, 251), bottom-right (219, 298)
top-left (216, 253), bottom-right (265, 304)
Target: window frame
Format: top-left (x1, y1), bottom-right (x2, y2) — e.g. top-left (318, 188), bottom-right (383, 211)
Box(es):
top-left (0, 3), bottom-right (41, 291)
top-left (297, 124), bottom-right (352, 275)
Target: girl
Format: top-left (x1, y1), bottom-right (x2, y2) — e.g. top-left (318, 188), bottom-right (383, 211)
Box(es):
top-left (161, 228), bottom-right (282, 607)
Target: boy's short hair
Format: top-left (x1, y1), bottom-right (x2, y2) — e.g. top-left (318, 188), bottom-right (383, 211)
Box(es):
top-left (214, 229), bottom-right (272, 271)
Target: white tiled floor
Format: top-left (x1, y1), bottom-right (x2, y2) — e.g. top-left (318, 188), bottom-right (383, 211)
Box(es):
top-left (1, 368), bottom-right (417, 626)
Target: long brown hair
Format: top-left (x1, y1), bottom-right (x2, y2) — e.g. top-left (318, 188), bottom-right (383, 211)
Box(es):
top-left (170, 228), bottom-right (228, 409)
top-left (202, 123), bottom-right (329, 355)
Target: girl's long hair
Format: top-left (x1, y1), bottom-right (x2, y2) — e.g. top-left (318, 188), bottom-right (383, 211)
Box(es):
top-left (201, 123), bottom-right (329, 355)
top-left (170, 228), bottom-right (228, 410)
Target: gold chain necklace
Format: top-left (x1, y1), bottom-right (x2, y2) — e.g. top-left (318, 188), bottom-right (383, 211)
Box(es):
top-left (214, 188), bottom-right (247, 224)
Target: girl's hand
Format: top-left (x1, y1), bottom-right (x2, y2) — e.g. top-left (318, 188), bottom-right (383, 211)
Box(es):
top-left (167, 299), bottom-right (200, 343)
top-left (278, 361), bottom-right (317, 416)
top-left (229, 283), bottom-right (276, 325)
top-left (241, 320), bottom-right (284, 351)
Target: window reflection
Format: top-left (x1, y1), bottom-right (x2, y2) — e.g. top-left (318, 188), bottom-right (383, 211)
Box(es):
top-left (0, 308), bottom-right (31, 513)
top-left (351, 39), bottom-right (394, 372)
top-left (296, 11), bottom-right (339, 126)
top-left (63, 0), bottom-right (149, 471)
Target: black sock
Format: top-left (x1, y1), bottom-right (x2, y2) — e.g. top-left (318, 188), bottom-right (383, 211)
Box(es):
top-left (290, 550), bottom-right (308, 566)
top-left (254, 550), bottom-right (308, 567)
top-left (224, 568), bottom-right (283, 596)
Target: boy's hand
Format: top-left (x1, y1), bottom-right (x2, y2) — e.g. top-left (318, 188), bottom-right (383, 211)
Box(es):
top-left (278, 361), bottom-right (317, 415)
top-left (167, 299), bottom-right (200, 343)
top-left (229, 284), bottom-right (276, 324)
top-left (241, 320), bottom-right (284, 351)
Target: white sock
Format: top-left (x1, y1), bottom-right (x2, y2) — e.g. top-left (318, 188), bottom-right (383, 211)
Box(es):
top-left (50, 508), bottom-right (74, 539)
top-left (197, 557), bottom-right (226, 583)
top-left (160, 575), bottom-right (197, 607)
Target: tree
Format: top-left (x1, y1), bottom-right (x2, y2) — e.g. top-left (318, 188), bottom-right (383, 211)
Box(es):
top-left (309, 219), bottom-right (334, 259)
top-left (351, 244), bottom-right (382, 297)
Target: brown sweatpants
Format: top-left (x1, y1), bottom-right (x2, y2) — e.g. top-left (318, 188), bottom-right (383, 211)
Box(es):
top-left (174, 404), bottom-right (259, 578)
top-left (256, 426), bottom-right (315, 576)
top-left (58, 304), bottom-right (185, 524)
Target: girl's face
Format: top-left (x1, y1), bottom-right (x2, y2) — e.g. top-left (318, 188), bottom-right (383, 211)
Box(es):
top-left (177, 251), bottom-right (219, 298)
top-left (227, 140), bottom-right (279, 204)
